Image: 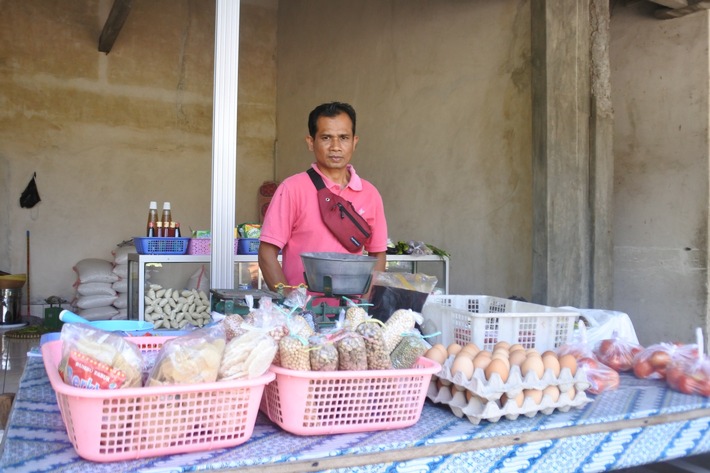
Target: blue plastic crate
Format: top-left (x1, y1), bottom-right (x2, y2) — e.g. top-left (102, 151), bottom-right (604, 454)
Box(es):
top-left (134, 237), bottom-right (190, 255)
top-left (237, 238), bottom-right (260, 255)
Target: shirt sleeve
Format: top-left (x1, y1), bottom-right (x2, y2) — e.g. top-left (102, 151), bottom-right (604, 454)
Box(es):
top-left (259, 181), bottom-right (294, 249)
top-left (365, 187), bottom-right (388, 253)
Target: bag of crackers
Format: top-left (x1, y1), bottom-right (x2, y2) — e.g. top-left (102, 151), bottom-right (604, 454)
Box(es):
top-left (58, 323), bottom-right (144, 389)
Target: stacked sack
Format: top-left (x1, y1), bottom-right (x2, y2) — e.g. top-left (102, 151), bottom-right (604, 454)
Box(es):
top-left (111, 244), bottom-right (135, 320)
top-left (72, 258), bottom-right (119, 320)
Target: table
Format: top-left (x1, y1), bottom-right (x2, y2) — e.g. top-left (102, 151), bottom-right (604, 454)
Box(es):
top-left (1, 356), bottom-right (709, 473)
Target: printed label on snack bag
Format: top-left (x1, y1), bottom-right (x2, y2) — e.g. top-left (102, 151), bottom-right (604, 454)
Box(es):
top-left (64, 350), bottom-right (127, 390)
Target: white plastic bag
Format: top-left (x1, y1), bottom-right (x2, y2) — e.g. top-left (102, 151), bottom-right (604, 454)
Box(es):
top-left (561, 307), bottom-right (639, 345)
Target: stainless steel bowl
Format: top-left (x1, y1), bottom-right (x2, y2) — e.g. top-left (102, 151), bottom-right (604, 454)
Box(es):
top-left (301, 252), bottom-right (377, 295)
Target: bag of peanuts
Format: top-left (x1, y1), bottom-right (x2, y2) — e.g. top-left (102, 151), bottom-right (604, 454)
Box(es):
top-left (309, 333), bottom-right (339, 371)
top-left (335, 329), bottom-right (368, 371)
top-left (355, 318), bottom-right (392, 370)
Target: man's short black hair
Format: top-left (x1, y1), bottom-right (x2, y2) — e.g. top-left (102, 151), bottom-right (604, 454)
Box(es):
top-left (308, 102), bottom-right (357, 138)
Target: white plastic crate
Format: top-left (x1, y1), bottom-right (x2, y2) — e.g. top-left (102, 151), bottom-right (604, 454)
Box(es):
top-left (421, 295), bottom-right (579, 352)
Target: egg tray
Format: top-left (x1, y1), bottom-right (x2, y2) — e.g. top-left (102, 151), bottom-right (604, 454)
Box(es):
top-left (427, 381), bottom-right (593, 425)
top-left (434, 355), bottom-right (591, 402)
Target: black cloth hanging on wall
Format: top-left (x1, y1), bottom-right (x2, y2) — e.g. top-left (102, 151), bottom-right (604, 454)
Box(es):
top-left (19, 172), bottom-right (41, 208)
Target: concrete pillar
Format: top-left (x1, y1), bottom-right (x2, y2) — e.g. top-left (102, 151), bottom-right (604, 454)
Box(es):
top-left (531, 0), bottom-right (613, 308)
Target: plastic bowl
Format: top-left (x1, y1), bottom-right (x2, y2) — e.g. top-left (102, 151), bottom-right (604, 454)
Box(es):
top-left (301, 252), bottom-right (377, 295)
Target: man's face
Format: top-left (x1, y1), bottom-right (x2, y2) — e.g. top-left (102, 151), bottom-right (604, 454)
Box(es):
top-left (306, 113), bottom-right (359, 171)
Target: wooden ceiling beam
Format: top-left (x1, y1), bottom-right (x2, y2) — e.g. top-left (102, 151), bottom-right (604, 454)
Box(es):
top-left (98, 0), bottom-right (133, 54)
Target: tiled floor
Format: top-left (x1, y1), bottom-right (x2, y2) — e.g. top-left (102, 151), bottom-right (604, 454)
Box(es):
top-left (0, 328), bottom-right (37, 395)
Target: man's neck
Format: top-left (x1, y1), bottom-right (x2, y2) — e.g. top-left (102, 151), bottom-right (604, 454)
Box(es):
top-left (317, 165), bottom-right (350, 187)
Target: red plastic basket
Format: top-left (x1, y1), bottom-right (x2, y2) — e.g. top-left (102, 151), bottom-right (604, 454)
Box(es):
top-left (41, 337), bottom-right (274, 462)
top-left (261, 357), bottom-right (440, 435)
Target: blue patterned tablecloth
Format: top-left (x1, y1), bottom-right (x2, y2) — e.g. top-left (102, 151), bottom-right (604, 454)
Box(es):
top-left (1, 356), bottom-right (710, 473)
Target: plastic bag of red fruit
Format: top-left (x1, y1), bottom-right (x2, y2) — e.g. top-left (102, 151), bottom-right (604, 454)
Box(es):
top-left (593, 330), bottom-right (644, 372)
top-left (665, 328), bottom-right (710, 397)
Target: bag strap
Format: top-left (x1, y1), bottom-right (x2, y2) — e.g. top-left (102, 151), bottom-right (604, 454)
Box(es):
top-left (307, 168), bottom-right (326, 190)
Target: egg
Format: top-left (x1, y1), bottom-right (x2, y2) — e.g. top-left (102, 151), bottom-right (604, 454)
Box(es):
top-left (494, 341), bottom-right (511, 351)
top-left (559, 354), bottom-right (578, 376)
top-left (451, 355), bottom-right (475, 380)
top-left (542, 353), bottom-right (561, 377)
top-left (523, 388), bottom-right (544, 404)
top-left (509, 350), bottom-right (527, 367)
top-left (509, 344), bottom-right (526, 353)
top-left (424, 346), bottom-right (448, 365)
top-left (462, 343), bottom-right (481, 355)
top-left (491, 351), bottom-right (511, 368)
top-left (472, 353), bottom-right (491, 370)
top-left (484, 358), bottom-right (510, 382)
top-left (458, 344), bottom-right (479, 359)
top-left (521, 355), bottom-right (545, 379)
top-left (542, 385), bottom-right (560, 402)
top-left (526, 348), bottom-right (540, 357)
top-left (500, 391), bottom-right (524, 408)
top-left (542, 350), bottom-right (557, 358)
top-left (447, 343), bottom-right (463, 357)
top-left (473, 351), bottom-right (492, 371)
top-left (565, 386), bottom-right (577, 400)
top-left (492, 348), bottom-right (509, 359)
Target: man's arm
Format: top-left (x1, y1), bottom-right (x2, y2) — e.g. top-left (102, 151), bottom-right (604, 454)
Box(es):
top-left (369, 251), bottom-right (386, 274)
top-left (258, 242), bottom-right (287, 291)
top-left (363, 251), bottom-right (386, 299)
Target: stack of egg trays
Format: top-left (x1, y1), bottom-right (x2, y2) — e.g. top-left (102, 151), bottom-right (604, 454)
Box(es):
top-left (427, 356), bottom-right (593, 424)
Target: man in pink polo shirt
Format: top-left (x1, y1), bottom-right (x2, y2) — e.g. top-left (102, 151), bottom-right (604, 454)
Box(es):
top-left (258, 102), bottom-right (388, 293)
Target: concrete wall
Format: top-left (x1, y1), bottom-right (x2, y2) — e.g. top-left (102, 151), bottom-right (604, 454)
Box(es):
top-left (0, 0), bottom-right (277, 303)
top-left (610, 3), bottom-right (709, 344)
top-left (276, 0), bottom-right (533, 297)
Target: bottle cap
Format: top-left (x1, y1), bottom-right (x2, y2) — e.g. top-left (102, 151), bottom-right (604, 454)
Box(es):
top-left (150, 201), bottom-right (157, 209)
top-left (163, 202), bottom-right (171, 210)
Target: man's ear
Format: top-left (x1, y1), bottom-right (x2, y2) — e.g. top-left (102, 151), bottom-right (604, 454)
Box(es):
top-left (305, 135), bottom-right (314, 151)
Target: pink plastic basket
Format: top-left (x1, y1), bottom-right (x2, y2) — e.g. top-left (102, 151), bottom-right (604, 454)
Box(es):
top-left (261, 357), bottom-right (440, 435)
top-left (186, 238), bottom-right (242, 255)
top-left (41, 337), bottom-right (275, 462)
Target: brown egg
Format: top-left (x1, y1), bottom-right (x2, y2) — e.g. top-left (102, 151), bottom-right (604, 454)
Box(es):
top-left (447, 343), bottom-right (463, 357)
top-left (542, 350), bottom-right (557, 358)
top-left (526, 348), bottom-right (540, 357)
top-left (484, 358), bottom-right (510, 383)
top-left (509, 350), bottom-right (527, 367)
top-left (451, 355), bottom-right (475, 380)
top-left (424, 346), bottom-right (448, 365)
top-left (492, 348), bottom-right (510, 359)
top-left (500, 391), bottom-right (525, 408)
top-left (459, 344), bottom-right (480, 359)
top-left (494, 341), bottom-right (511, 351)
top-left (542, 353), bottom-right (561, 377)
top-left (542, 385), bottom-right (560, 402)
top-left (524, 388), bottom-right (544, 404)
top-left (491, 351), bottom-right (511, 368)
top-left (521, 355), bottom-right (545, 379)
top-left (461, 343), bottom-right (481, 356)
top-left (559, 354), bottom-right (578, 376)
top-left (565, 386), bottom-right (577, 400)
top-left (509, 344), bottom-right (526, 353)
top-left (473, 351), bottom-right (492, 371)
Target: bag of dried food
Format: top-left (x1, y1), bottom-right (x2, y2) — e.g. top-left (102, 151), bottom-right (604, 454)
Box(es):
top-left (147, 324), bottom-right (226, 386)
top-left (58, 323), bottom-right (143, 389)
